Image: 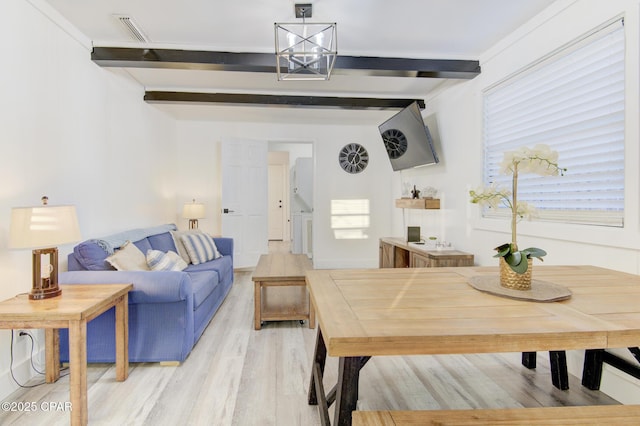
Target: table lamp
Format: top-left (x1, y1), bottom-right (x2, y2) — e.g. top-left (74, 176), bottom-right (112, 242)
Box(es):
top-left (182, 199), bottom-right (205, 229)
top-left (9, 196), bottom-right (82, 300)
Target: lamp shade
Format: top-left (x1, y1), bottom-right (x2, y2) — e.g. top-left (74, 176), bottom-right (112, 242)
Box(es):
top-left (182, 201), bottom-right (205, 220)
top-left (9, 204), bottom-right (82, 249)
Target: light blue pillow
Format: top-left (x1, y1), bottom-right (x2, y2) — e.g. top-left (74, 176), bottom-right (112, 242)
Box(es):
top-left (146, 249), bottom-right (188, 271)
top-left (180, 233), bottom-right (221, 265)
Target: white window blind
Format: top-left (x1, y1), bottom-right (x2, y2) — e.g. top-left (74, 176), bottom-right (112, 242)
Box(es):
top-left (483, 20), bottom-right (625, 227)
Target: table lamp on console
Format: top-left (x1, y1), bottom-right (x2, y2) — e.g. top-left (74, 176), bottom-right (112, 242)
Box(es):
top-left (9, 196), bottom-right (81, 300)
top-left (182, 199), bottom-right (205, 229)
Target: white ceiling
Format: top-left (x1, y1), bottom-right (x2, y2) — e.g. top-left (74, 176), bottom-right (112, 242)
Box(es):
top-left (39, 0), bottom-right (558, 124)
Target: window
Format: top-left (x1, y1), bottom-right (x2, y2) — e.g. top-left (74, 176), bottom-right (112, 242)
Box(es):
top-left (330, 199), bottom-right (370, 240)
top-left (483, 20), bottom-right (625, 227)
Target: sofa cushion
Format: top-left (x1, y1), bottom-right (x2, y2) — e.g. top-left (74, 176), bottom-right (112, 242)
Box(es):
top-left (73, 240), bottom-right (111, 271)
top-left (146, 250), bottom-right (188, 271)
top-left (188, 271), bottom-right (219, 309)
top-left (133, 238), bottom-right (153, 254)
top-left (181, 233), bottom-right (221, 265)
top-left (148, 232), bottom-right (178, 253)
top-left (185, 256), bottom-right (232, 281)
top-left (106, 241), bottom-right (150, 271)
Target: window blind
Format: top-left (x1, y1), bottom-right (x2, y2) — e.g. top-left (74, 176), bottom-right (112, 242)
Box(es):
top-left (483, 20), bottom-right (625, 227)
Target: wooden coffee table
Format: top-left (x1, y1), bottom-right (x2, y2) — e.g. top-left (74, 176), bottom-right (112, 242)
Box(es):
top-left (0, 284), bottom-right (132, 426)
top-left (252, 253), bottom-right (315, 330)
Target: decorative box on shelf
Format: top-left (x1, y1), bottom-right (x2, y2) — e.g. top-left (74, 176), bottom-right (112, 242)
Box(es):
top-left (395, 198), bottom-right (440, 209)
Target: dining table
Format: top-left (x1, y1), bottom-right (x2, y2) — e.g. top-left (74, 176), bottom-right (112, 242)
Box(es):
top-left (305, 265), bottom-right (640, 426)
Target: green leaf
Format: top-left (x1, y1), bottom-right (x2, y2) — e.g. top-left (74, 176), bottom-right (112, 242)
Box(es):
top-left (493, 243), bottom-right (512, 258)
top-left (511, 258), bottom-right (529, 274)
top-left (521, 247), bottom-right (547, 259)
top-left (506, 252), bottom-right (530, 274)
top-left (504, 251), bottom-right (522, 267)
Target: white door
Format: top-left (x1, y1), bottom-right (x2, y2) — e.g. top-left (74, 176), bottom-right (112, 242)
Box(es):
top-left (268, 164), bottom-right (287, 240)
top-left (221, 138), bottom-right (268, 268)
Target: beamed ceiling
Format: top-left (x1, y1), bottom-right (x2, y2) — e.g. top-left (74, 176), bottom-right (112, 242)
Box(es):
top-left (36, 0), bottom-right (558, 124)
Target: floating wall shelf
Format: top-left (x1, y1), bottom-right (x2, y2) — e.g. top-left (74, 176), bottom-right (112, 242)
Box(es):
top-left (395, 198), bottom-right (440, 209)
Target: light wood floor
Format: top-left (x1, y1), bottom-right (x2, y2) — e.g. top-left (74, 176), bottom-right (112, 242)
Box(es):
top-left (1, 267), bottom-right (619, 425)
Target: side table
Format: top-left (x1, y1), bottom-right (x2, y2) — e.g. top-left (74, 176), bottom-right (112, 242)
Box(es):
top-left (0, 283), bottom-right (132, 426)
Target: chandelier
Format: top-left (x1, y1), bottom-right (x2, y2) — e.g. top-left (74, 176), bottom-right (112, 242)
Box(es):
top-left (275, 4), bottom-right (337, 81)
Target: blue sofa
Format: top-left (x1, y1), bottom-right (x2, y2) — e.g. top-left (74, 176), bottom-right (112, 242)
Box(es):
top-left (59, 224), bottom-right (234, 363)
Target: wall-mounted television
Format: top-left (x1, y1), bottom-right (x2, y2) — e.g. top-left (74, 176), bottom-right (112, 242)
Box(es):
top-left (378, 102), bottom-right (440, 171)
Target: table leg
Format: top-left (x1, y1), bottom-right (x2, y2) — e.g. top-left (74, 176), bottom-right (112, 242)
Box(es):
top-left (308, 293), bottom-right (316, 329)
top-left (44, 328), bottom-right (60, 383)
top-left (254, 281), bottom-right (262, 330)
top-left (308, 328), bottom-right (327, 405)
top-left (522, 351), bottom-right (569, 390)
top-left (582, 349), bottom-right (605, 390)
top-left (550, 350), bottom-right (569, 390)
top-left (69, 319), bottom-right (88, 426)
top-left (522, 351), bottom-right (536, 369)
top-left (334, 356), bottom-right (362, 426)
top-left (115, 294), bottom-right (129, 381)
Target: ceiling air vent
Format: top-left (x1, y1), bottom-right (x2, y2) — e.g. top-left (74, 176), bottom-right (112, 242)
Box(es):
top-left (113, 14), bottom-right (149, 42)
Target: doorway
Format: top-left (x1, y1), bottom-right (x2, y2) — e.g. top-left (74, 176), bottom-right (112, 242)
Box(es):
top-left (221, 138), bottom-right (269, 269)
top-left (268, 152), bottom-right (289, 241)
top-left (268, 141), bottom-right (313, 258)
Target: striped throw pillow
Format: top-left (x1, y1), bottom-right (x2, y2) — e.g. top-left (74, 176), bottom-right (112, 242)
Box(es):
top-left (146, 250), bottom-right (188, 271)
top-left (180, 233), bottom-right (221, 265)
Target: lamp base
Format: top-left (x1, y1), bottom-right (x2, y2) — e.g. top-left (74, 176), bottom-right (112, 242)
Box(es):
top-left (29, 286), bottom-right (62, 300)
top-left (30, 247), bottom-right (61, 300)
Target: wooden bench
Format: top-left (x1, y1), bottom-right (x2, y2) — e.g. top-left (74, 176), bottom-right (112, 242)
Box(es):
top-left (252, 253), bottom-right (315, 330)
top-left (351, 405), bottom-right (640, 425)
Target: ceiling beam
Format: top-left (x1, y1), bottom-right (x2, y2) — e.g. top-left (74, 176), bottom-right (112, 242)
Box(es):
top-left (92, 47), bottom-right (480, 79)
top-left (144, 91), bottom-right (425, 110)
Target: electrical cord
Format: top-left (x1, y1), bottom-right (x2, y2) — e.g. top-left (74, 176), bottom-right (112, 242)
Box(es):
top-left (9, 330), bottom-right (69, 388)
top-left (19, 331), bottom-right (45, 375)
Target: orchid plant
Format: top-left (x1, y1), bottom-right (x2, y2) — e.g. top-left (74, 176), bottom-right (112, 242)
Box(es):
top-left (469, 144), bottom-right (566, 274)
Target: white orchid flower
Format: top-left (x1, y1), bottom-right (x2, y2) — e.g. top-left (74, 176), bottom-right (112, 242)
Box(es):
top-left (469, 144), bottom-right (565, 274)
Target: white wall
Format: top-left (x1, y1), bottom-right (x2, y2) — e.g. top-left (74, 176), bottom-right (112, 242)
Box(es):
top-left (395, 0), bottom-right (640, 403)
top-left (0, 1), bottom-right (177, 401)
top-left (175, 120), bottom-right (394, 268)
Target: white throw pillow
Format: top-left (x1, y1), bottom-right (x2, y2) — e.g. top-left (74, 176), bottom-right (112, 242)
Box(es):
top-left (106, 241), bottom-right (150, 271)
top-left (146, 250), bottom-right (188, 271)
top-left (180, 233), bottom-right (221, 265)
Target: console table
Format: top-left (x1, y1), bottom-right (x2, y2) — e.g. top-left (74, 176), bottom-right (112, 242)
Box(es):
top-left (379, 237), bottom-right (473, 268)
top-left (0, 284), bottom-right (132, 426)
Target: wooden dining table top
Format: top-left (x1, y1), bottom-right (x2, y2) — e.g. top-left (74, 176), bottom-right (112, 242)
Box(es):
top-left (305, 265), bottom-right (640, 357)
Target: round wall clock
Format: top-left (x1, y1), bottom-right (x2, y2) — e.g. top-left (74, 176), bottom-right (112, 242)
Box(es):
top-left (338, 143), bottom-right (369, 174)
top-left (381, 128), bottom-right (408, 159)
